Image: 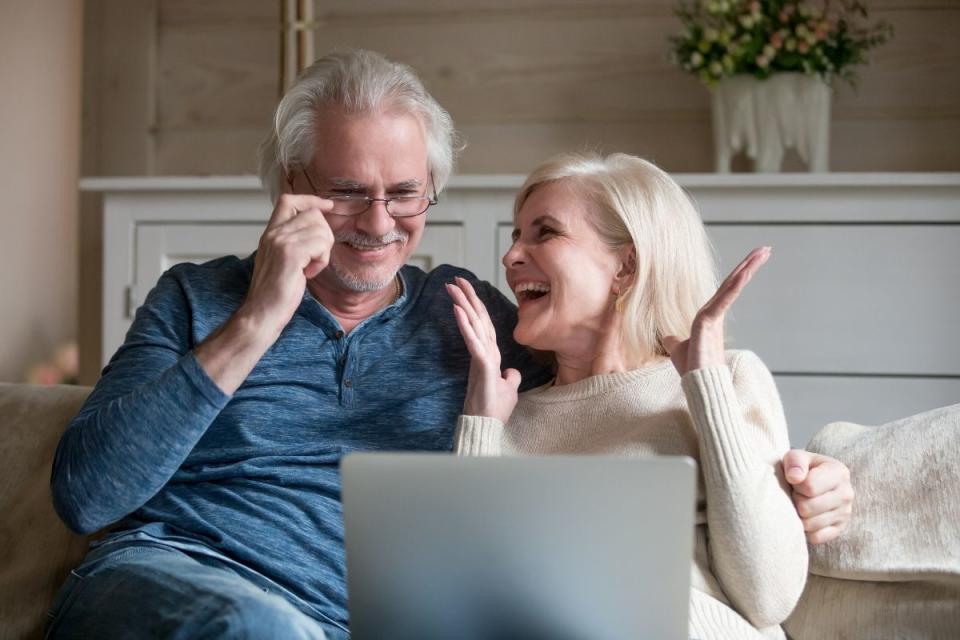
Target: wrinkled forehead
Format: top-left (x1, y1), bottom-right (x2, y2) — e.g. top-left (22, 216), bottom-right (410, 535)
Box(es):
top-left (309, 107), bottom-right (430, 182)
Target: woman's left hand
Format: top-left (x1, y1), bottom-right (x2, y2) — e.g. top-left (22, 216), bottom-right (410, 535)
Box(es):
top-left (663, 246), bottom-right (771, 376)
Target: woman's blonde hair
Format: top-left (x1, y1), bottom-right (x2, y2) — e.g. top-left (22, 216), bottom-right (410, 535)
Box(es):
top-left (514, 152), bottom-right (718, 361)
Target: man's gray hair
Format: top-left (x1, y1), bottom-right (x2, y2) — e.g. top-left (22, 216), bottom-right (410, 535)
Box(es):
top-left (258, 49), bottom-right (460, 203)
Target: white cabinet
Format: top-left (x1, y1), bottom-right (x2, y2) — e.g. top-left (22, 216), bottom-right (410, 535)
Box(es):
top-left (82, 174), bottom-right (960, 446)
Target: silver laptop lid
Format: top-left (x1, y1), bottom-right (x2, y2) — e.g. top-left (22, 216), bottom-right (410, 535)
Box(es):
top-left (341, 453), bottom-right (697, 640)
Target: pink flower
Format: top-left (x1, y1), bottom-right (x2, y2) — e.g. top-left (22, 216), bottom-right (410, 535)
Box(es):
top-left (770, 32), bottom-right (784, 49)
top-left (798, 40), bottom-right (810, 53)
top-left (53, 343), bottom-right (79, 378)
top-left (816, 20), bottom-right (832, 40)
top-left (749, 1), bottom-right (761, 13)
top-left (27, 363), bottom-right (63, 386)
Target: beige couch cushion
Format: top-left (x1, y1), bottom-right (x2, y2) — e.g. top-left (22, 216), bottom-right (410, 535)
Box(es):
top-left (786, 575), bottom-right (960, 639)
top-left (784, 403), bottom-right (960, 639)
top-left (0, 383), bottom-right (92, 640)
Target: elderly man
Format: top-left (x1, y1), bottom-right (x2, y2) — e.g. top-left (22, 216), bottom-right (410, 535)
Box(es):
top-left (48, 50), bottom-right (852, 639)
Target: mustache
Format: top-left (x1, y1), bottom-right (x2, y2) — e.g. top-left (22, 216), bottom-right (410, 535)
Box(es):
top-left (335, 230), bottom-right (408, 246)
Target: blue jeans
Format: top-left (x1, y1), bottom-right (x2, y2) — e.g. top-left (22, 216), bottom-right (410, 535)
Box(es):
top-left (45, 541), bottom-right (347, 640)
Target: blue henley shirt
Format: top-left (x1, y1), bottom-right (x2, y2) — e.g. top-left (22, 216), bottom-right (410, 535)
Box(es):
top-left (51, 253), bottom-right (551, 632)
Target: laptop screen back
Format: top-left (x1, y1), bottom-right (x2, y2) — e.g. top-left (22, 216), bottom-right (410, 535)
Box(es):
top-left (341, 453), bottom-right (697, 640)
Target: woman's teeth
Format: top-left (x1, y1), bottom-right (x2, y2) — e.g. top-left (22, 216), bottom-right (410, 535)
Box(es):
top-left (514, 282), bottom-right (550, 301)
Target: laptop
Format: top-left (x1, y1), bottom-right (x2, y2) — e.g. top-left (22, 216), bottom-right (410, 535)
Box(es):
top-left (340, 453), bottom-right (697, 640)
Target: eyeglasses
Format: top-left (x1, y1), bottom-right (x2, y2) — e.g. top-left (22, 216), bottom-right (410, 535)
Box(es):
top-left (302, 170), bottom-right (438, 218)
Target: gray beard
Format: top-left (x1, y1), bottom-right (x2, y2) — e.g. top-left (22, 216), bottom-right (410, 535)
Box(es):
top-left (328, 257), bottom-right (397, 292)
top-left (328, 230), bottom-right (408, 292)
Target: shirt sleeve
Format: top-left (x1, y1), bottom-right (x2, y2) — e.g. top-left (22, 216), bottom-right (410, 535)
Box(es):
top-left (51, 268), bottom-right (231, 535)
top-left (680, 350), bottom-right (808, 628)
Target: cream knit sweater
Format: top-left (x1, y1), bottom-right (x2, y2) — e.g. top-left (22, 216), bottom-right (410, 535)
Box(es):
top-left (454, 350), bottom-right (808, 640)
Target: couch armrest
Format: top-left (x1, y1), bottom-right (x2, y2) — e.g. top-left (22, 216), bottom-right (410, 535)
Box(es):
top-left (0, 383), bottom-right (93, 639)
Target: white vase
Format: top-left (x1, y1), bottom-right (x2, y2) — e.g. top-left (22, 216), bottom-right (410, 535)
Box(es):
top-left (711, 73), bottom-right (831, 173)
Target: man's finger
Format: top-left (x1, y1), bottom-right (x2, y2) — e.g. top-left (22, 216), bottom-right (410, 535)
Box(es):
top-left (268, 194), bottom-right (333, 228)
top-left (273, 207), bottom-right (332, 235)
top-left (806, 524), bottom-right (843, 545)
top-left (795, 457), bottom-right (850, 499)
top-left (800, 506), bottom-right (851, 534)
top-left (783, 449), bottom-right (812, 487)
top-left (792, 486), bottom-right (849, 519)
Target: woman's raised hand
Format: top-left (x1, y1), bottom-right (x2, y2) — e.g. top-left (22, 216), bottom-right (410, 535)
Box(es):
top-left (662, 246), bottom-right (771, 376)
top-left (446, 277), bottom-right (521, 422)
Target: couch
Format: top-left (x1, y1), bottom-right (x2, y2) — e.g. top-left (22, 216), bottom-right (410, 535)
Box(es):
top-left (1, 382), bottom-right (958, 639)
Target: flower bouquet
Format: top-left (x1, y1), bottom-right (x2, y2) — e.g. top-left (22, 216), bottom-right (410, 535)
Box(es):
top-left (670, 0), bottom-right (893, 87)
top-left (25, 342), bottom-right (79, 385)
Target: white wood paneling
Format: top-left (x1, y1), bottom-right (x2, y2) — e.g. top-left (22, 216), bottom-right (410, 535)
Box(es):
top-left (776, 375), bottom-right (960, 448)
top-left (710, 224), bottom-right (960, 376)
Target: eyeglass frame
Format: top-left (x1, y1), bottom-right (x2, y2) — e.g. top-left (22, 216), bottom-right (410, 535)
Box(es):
top-left (300, 168), bottom-right (439, 218)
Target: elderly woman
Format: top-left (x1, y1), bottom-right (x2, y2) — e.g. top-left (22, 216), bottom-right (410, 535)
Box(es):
top-left (446, 152), bottom-right (809, 639)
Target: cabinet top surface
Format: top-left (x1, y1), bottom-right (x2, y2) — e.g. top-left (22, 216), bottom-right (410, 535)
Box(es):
top-left (80, 173), bottom-right (960, 193)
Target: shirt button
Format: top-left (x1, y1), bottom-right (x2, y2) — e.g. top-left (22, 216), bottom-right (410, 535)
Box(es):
top-left (344, 379), bottom-right (353, 388)
top-left (335, 330), bottom-right (344, 339)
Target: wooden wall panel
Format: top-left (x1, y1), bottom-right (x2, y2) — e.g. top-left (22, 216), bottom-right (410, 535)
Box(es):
top-left (832, 8), bottom-right (960, 115)
top-left (154, 128), bottom-right (267, 175)
top-left (830, 119), bottom-right (960, 172)
top-left (152, 0), bottom-right (279, 175)
top-left (156, 29), bottom-right (278, 129)
top-left (84, 0), bottom-right (960, 176)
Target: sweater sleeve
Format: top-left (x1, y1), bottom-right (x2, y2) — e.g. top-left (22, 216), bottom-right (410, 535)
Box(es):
top-left (452, 415), bottom-right (506, 456)
top-left (680, 350), bottom-right (808, 629)
top-left (50, 269), bottom-right (231, 535)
